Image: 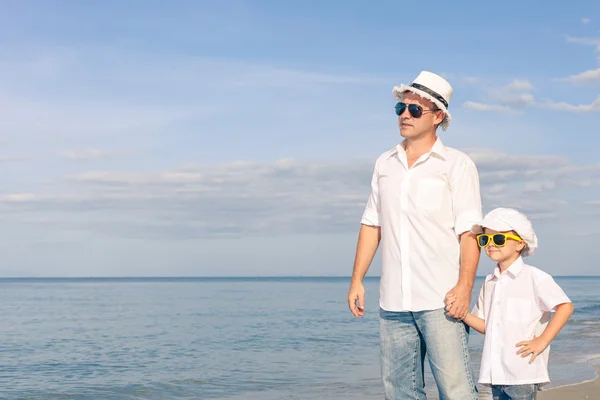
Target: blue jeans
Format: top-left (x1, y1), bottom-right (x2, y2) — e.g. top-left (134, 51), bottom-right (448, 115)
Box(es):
top-left (379, 308), bottom-right (478, 400)
top-left (491, 384), bottom-right (538, 400)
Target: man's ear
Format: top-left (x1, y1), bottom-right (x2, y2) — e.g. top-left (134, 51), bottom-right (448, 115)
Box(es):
top-left (434, 110), bottom-right (445, 126)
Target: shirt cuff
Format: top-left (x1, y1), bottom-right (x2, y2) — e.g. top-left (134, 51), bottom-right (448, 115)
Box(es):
top-left (361, 209), bottom-right (380, 226)
top-left (455, 209), bottom-right (483, 236)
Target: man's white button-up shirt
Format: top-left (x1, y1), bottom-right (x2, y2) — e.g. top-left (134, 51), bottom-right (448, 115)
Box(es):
top-left (361, 138), bottom-right (482, 312)
top-left (472, 257), bottom-right (571, 386)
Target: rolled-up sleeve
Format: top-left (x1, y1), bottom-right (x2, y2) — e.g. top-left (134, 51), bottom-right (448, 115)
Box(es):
top-left (451, 156), bottom-right (483, 236)
top-left (360, 162), bottom-right (380, 226)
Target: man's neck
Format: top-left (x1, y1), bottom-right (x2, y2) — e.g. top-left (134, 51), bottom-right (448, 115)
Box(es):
top-left (403, 133), bottom-right (437, 160)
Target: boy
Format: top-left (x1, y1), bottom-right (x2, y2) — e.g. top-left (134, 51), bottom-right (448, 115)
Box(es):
top-left (445, 207), bottom-right (574, 400)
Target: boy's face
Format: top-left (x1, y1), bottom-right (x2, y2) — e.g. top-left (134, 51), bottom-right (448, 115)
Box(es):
top-left (481, 228), bottom-right (526, 263)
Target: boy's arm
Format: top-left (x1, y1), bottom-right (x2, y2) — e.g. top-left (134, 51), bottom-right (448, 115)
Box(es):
top-left (462, 313), bottom-right (486, 335)
top-left (445, 293), bottom-right (486, 334)
top-left (516, 302), bottom-right (574, 363)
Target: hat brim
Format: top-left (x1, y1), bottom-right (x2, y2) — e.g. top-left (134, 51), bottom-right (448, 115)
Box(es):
top-left (393, 85), bottom-right (451, 131)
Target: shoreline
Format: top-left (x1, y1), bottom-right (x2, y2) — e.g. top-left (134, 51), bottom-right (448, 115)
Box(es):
top-left (538, 365), bottom-right (600, 400)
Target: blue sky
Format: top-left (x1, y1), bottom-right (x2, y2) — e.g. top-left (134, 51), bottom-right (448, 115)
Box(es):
top-left (1, 1), bottom-right (599, 277)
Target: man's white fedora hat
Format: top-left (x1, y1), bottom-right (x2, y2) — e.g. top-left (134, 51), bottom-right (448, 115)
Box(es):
top-left (392, 71), bottom-right (453, 131)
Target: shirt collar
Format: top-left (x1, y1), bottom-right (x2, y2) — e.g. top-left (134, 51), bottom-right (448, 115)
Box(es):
top-left (490, 256), bottom-right (525, 281)
top-left (388, 137), bottom-right (447, 161)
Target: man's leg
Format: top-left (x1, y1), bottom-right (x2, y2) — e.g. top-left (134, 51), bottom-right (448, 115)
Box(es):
top-left (414, 308), bottom-right (479, 400)
top-left (379, 308), bottom-right (426, 400)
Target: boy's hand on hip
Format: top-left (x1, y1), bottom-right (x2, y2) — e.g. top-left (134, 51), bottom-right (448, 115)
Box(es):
top-left (445, 284), bottom-right (471, 320)
top-left (516, 335), bottom-right (550, 364)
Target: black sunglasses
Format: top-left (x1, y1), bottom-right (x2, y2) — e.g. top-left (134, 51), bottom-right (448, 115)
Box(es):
top-left (395, 102), bottom-right (437, 118)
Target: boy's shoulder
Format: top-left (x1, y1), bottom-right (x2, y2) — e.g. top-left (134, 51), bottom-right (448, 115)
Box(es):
top-left (523, 263), bottom-right (554, 282)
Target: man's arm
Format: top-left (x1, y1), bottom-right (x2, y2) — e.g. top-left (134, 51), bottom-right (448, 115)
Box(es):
top-left (446, 156), bottom-right (483, 319)
top-left (348, 224), bottom-right (381, 318)
top-left (446, 228), bottom-right (481, 319)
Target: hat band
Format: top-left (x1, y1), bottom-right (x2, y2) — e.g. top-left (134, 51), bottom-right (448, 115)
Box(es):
top-left (409, 83), bottom-right (449, 109)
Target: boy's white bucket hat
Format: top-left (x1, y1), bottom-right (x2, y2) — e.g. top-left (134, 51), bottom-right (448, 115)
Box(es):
top-left (473, 207), bottom-right (539, 257)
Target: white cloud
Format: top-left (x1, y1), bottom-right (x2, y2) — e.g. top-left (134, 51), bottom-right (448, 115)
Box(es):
top-left (463, 101), bottom-right (518, 113)
top-left (0, 95), bottom-right (196, 139)
top-left (0, 154), bottom-right (27, 163)
top-left (60, 148), bottom-right (133, 160)
top-left (557, 68), bottom-right (600, 84)
top-left (540, 96), bottom-right (600, 112)
top-left (503, 80), bottom-right (534, 92)
top-left (464, 77), bottom-right (600, 113)
top-left (2, 150), bottom-right (600, 240)
top-left (563, 36), bottom-right (600, 67)
top-left (582, 18), bottom-right (591, 24)
top-left (463, 79), bottom-right (535, 112)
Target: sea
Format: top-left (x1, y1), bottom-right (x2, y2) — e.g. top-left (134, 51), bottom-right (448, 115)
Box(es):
top-left (1, 276), bottom-right (598, 400)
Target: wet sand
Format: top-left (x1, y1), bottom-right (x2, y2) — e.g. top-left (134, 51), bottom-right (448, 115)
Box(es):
top-left (538, 365), bottom-right (600, 400)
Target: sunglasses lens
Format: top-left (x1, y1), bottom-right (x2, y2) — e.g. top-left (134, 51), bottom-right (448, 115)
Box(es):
top-left (477, 235), bottom-right (489, 247)
top-left (395, 102), bottom-right (406, 116)
top-left (408, 104), bottom-right (423, 118)
top-left (492, 234), bottom-right (506, 246)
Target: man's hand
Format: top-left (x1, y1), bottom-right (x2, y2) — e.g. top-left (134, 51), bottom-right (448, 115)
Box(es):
top-left (348, 280), bottom-right (365, 318)
top-left (445, 284), bottom-right (471, 319)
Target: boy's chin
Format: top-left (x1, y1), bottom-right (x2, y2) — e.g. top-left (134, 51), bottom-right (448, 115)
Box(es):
top-left (486, 251), bottom-right (504, 262)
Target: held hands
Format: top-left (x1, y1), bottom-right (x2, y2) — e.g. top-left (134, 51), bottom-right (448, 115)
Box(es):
top-left (444, 293), bottom-right (464, 320)
top-left (347, 280), bottom-right (365, 318)
top-left (516, 335), bottom-right (550, 364)
top-left (444, 285), bottom-right (471, 320)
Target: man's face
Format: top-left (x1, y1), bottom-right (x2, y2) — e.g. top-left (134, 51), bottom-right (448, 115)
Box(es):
top-left (397, 92), bottom-right (445, 139)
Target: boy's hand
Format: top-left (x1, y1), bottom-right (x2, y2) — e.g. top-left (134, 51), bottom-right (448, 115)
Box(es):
top-left (515, 335), bottom-right (550, 364)
top-left (444, 293), bottom-right (457, 309)
top-left (444, 293), bottom-right (465, 320)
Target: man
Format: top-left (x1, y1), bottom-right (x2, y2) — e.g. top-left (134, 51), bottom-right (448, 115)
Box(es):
top-left (347, 71), bottom-right (482, 400)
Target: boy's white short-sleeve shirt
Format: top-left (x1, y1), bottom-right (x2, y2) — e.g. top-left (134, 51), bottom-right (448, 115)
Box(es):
top-left (472, 257), bottom-right (571, 386)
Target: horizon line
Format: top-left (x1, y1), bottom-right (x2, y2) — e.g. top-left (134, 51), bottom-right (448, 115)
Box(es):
top-left (0, 275), bottom-right (598, 279)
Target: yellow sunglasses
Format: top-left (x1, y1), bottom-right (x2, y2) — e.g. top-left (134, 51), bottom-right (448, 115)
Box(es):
top-left (476, 233), bottom-right (523, 248)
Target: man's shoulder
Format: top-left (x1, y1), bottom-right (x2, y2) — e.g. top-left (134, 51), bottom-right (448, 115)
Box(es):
top-left (442, 145), bottom-right (477, 165)
top-left (374, 145), bottom-right (399, 164)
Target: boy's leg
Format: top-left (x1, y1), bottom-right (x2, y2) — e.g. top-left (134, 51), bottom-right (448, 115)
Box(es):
top-left (502, 384), bottom-right (538, 400)
top-left (414, 308), bottom-right (479, 400)
top-left (491, 385), bottom-right (509, 400)
top-left (379, 308), bottom-right (427, 400)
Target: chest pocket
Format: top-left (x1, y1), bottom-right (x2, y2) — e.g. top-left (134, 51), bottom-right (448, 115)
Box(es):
top-left (414, 178), bottom-right (446, 211)
top-left (506, 298), bottom-right (533, 323)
